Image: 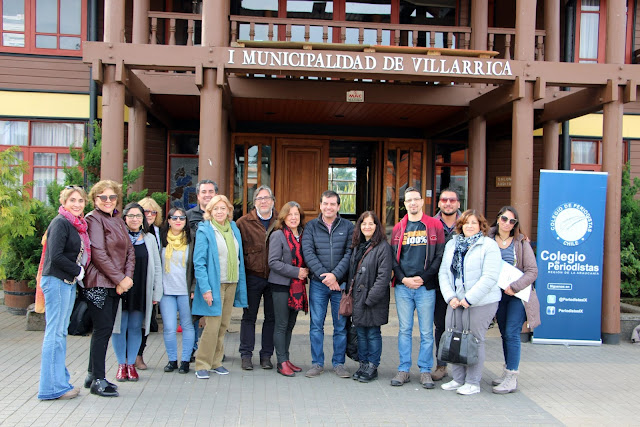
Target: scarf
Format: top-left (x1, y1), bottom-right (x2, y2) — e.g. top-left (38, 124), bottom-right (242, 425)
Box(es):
top-left (450, 232), bottom-right (483, 279)
top-left (165, 231), bottom-right (187, 273)
top-left (283, 225), bottom-right (308, 313)
top-left (128, 229), bottom-right (142, 245)
top-left (211, 220), bottom-right (238, 283)
top-left (58, 205), bottom-right (91, 265)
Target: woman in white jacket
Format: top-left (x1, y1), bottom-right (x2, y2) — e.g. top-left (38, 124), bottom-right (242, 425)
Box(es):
top-left (438, 209), bottom-right (502, 395)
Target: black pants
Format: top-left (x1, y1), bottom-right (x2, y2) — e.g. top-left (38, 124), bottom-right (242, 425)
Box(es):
top-left (434, 286), bottom-right (448, 366)
top-left (272, 288), bottom-right (298, 364)
top-left (239, 275), bottom-right (275, 359)
top-left (86, 289), bottom-right (119, 379)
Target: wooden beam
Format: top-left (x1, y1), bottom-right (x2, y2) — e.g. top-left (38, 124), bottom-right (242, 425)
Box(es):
top-left (195, 64), bottom-right (203, 88)
top-left (534, 77), bottom-right (545, 101)
top-left (469, 78), bottom-right (522, 118)
top-left (538, 87), bottom-right (603, 123)
top-left (115, 60), bottom-right (125, 83)
top-left (604, 79), bottom-right (618, 103)
top-left (624, 80), bottom-right (637, 103)
top-left (124, 69), bottom-right (174, 129)
top-left (91, 59), bottom-right (103, 83)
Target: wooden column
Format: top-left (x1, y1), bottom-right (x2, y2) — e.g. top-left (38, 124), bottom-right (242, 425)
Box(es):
top-left (601, 0), bottom-right (626, 344)
top-left (543, 0), bottom-right (560, 170)
top-left (128, 0), bottom-right (150, 191)
top-left (132, 0), bottom-right (149, 44)
top-left (511, 0), bottom-right (536, 234)
top-left (198, 69), bottom-right (224, 186)
top-left (128, 99), bottom-right (146, 191)
top-left (470, 0), bottom-right (488, 51)
top-left (199, 0), bottom-right (229, 191)
top-left (468, 117), bottom-right (486, 214)
top-left (100, 0), bottom-right (125, 183)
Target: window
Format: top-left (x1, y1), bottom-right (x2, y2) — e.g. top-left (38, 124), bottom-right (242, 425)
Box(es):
top-left (0, 119), bottom-right (85, 202)
top-left (168, 131), bottom-right (199, 211)
top-left (232, 136), bottom-right (272, 219)
top-left (575, 0), bottom-right (636, 64)
top-left (570, 138), bottom-right (629, 171)
top-left (0, 0), bottom-right (86, 55)
top-left (434, 143), bottom-right (468, 212)
top-left (328, 166), bottom-right (356, 215)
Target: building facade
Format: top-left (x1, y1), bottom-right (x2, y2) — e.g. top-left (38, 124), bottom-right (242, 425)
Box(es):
top-left (1, 0), bottom-right (639, 342)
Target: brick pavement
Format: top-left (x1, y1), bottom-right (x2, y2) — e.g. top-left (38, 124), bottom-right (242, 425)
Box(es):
top-left (0, 298), bottom-right (639, 426)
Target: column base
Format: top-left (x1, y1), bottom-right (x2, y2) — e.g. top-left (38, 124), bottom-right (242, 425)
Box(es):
top-left (601, 333), bottom-right (620, 345)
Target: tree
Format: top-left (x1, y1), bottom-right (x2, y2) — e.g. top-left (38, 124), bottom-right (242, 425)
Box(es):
top-left (620, 163), bottom-right (640, 297)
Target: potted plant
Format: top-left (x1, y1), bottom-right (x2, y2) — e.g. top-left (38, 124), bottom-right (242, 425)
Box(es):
top-left (0, 147), bottom-right (38, 314)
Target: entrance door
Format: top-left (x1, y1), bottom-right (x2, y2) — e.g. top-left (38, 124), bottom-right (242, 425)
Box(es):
top-left (275, 138), bottom-right (329, 218)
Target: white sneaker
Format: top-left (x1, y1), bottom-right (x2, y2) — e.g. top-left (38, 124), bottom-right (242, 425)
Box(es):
top-left (456, 383), bottom-right (481, 395)
top-left (441, 379), bottom-right (462, 391)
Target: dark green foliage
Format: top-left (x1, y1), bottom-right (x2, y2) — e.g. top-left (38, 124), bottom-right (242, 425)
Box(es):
top-left (620, 163), bottom-right (640, 297)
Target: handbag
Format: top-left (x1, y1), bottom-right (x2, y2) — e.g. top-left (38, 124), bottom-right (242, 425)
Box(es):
top-left (338, 285), bottom-right (353, 316)
top-left (437, 307), bottom-right (479, 366)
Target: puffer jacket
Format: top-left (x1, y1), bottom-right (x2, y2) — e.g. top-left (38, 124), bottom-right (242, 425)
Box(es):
top-left (236, 209), bottom-right (277, 278)
top-left (84, 208), bottom-right (135, 289)
top-left (488, 227), bottom-right (541, 329)
top-left (348, 241), bottom-right (393, 328)
top-left (301, 214), bottom-right (354, 284)
top-left (438, 235), bottom-right (502, 307)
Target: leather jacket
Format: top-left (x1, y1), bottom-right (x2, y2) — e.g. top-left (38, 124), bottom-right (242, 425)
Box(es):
top-left (236, 209), bottom-right (276, 278)
top-left (84, 208), bottom-right (135, 289)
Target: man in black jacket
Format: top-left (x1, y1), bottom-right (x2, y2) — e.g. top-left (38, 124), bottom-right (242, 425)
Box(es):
top-left (302, 190), bottom-right (354, 378)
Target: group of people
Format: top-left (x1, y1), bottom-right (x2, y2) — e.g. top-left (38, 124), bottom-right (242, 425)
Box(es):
top-left (37, 179), bottom-right (539, 401)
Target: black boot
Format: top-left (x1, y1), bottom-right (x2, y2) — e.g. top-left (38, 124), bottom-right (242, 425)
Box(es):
top-left (164, 361), bottom-right (178, 372)
top-left (178, 361), bottom-right (190, 374)
top-left (358, 363), bottom-right (378, 383)
top-left (352, 361), bottom-right (367, 380)
top-left (90, 378), bottom-right (119, 397)
top-left (84, 373), bottom-right (117, 390)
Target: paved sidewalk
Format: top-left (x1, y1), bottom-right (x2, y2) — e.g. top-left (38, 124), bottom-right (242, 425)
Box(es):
top-left (0, 300), bottom-right (639, 426)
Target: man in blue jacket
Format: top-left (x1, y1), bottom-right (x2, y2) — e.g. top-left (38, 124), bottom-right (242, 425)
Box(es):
top-left (302, 190), bottom-right (354, 378)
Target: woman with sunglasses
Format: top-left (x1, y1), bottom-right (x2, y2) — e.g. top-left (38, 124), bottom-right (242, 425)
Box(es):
top-left (135, 197), bottom-right (164, 370)
top-left (111, 202), bottom-right (162, 383)
top-left (158, 208), bottom-right (196, 374)
top-left (37, 186), bottom-right (90, 400)
top-left (488, 206), bottom-right (539, 394)
top-left (83, 180), bottom-right (135, 397)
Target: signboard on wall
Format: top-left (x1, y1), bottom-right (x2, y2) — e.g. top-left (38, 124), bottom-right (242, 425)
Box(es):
top-left (532, 170), bottom-right (607, 346)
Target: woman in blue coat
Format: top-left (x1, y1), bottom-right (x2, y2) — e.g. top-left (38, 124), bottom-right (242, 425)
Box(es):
top-left (192, 195), bottom-right (247, 379)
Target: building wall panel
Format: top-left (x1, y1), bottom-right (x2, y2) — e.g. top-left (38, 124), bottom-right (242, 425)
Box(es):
top-left (144, 126), bottom-right (167, 195)
top-left (0, 56), bottom-right (89, 93)
top-left (629, 140), bottom-right (640, 180)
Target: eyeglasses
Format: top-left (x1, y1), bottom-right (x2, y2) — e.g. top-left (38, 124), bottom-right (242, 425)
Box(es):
top-left (169, 215), bottom-right (186, 221)
top-left (500, 215), bottom-right (518, 225)
top-left (255, 196), bottom-right (273, 202)
top-left (439, 197), bottom-right (458, 203)
top-left (405, 197), bottom-right (422, 203)
top-left (125, 214), bottom-right (143, 219)
top-left (144, 210), bottom-right (158, 215)
top-left (97, 194), bottom-right (118, 202)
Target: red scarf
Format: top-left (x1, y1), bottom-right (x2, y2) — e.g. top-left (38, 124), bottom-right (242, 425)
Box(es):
top-left (58, 205), bottom-right (91, 264)
top-left (283, 225), bottom-right (308, 313)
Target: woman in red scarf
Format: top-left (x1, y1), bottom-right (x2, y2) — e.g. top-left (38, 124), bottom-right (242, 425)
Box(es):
top-left (268, 201), bottom-right (309, 377)
top-left (38, 186), bottom-right (91, 400)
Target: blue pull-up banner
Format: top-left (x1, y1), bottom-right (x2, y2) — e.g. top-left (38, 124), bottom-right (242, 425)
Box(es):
top-left (532, 170), bottom-right (607, 346)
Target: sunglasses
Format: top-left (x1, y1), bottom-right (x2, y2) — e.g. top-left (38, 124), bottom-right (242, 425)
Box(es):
top-left (500, 215), bottom-right (518, 225)
top-left (439, 197), bottom-right (458, 203)
top-left (65, 185), bottom-right (84, 190)
top-left (97, 194), bottom-right (118, 202)
top-left (169, 215), bottom-right (187, 221)
top-left (144, 210), bottom-right (158, 215)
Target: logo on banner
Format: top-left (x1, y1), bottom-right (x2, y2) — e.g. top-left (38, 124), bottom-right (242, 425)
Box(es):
top-left (550, 203), bottom-right (593, 246)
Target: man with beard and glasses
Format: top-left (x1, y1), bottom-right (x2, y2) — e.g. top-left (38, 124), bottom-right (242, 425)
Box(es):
top-left (432, 188), bottom-right (462, 381)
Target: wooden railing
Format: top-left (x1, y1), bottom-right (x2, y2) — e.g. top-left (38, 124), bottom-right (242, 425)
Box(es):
top-left (144, 12), bottom-right (546, 61)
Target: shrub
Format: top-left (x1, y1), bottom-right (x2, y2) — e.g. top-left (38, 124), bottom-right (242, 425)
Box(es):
top-left (620, 163), bottom-right (640, 297)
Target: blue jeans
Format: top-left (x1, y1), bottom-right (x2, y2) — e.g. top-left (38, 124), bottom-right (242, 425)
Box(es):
top-left (38, 276), bottom-right (76, 400)
top-left (112, 310), bottom-right (144, 365)
top-left (395, 285), bottom-right (435, 373)
top-left (309, 279), bottom-right (347, 367)
top-left (159, 295), bottom-right (196, 362)
top-left (356, 326), bottom-right (382, 366)
top-left (496, 293), bottom-right (527, 370)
